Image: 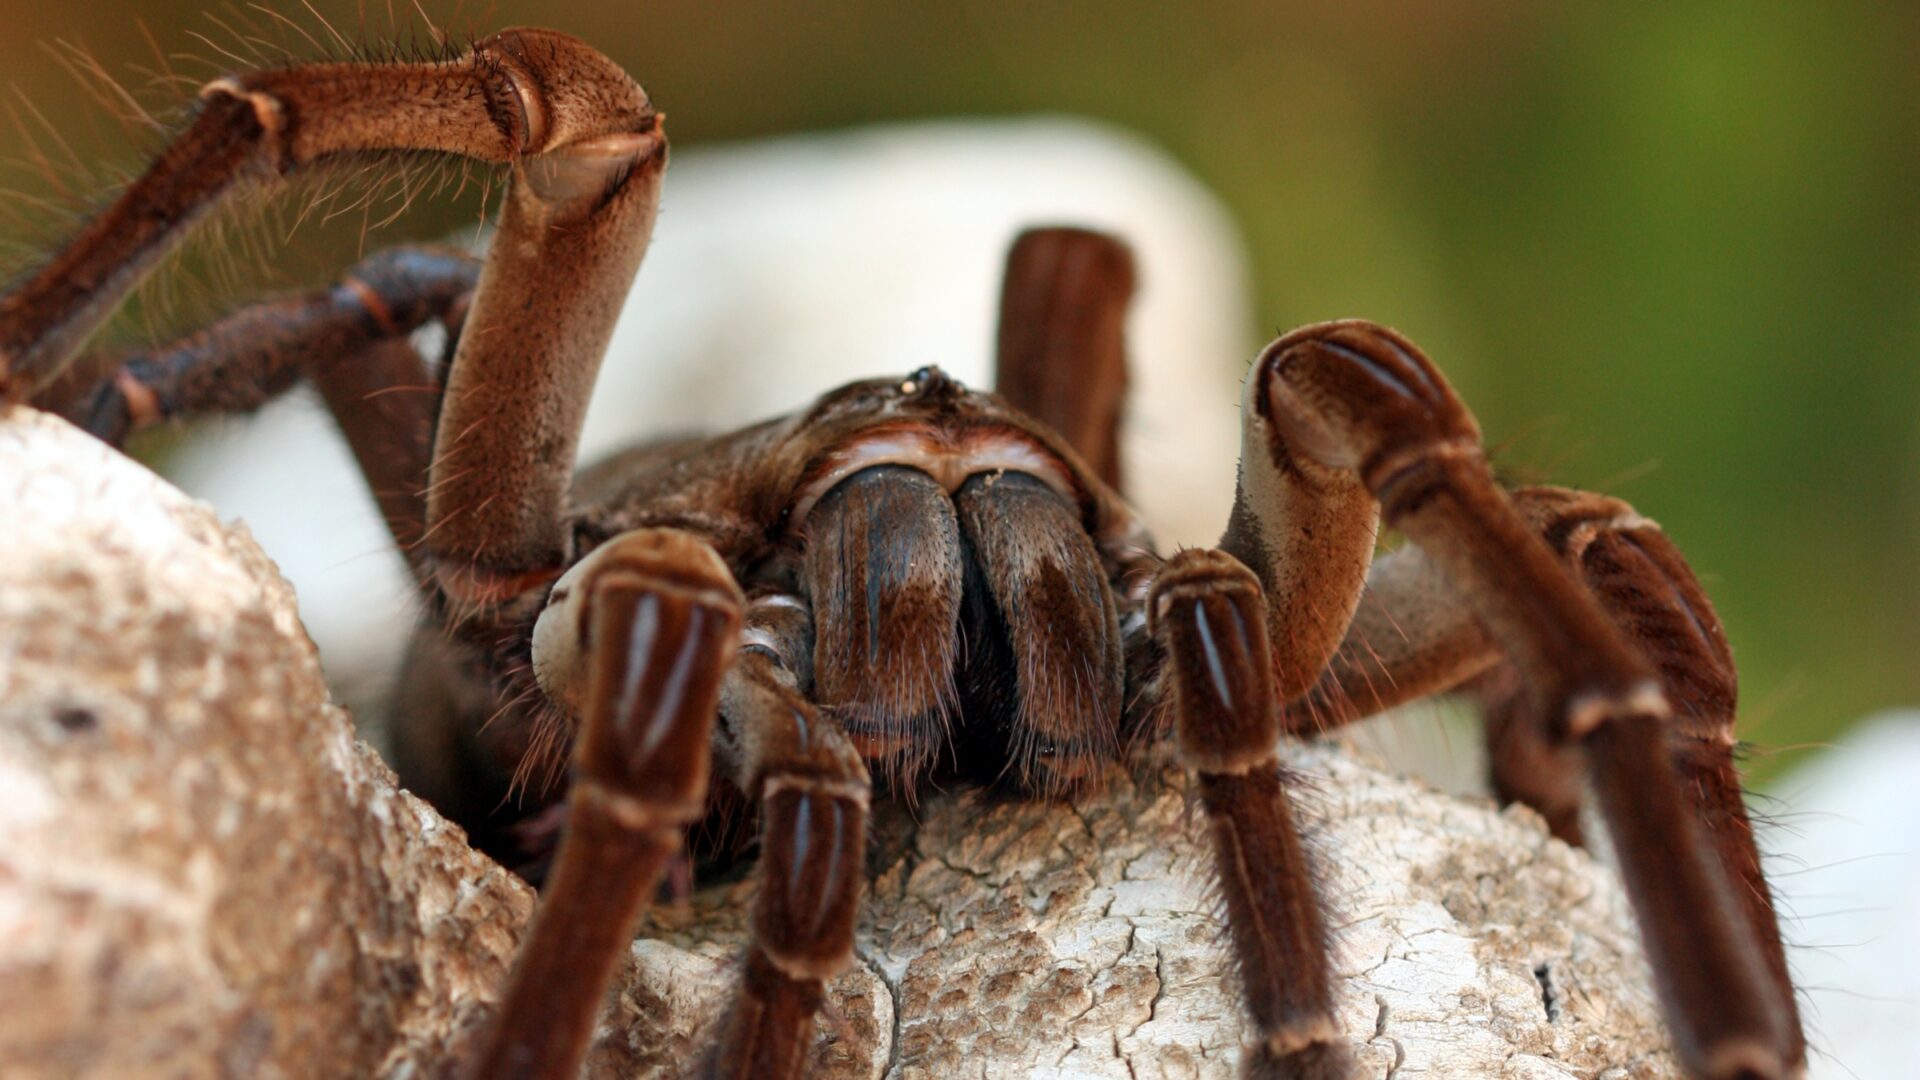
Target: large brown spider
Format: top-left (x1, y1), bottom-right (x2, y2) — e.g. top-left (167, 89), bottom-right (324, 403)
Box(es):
top-left (0, 28), bottom-right (1802, 1080)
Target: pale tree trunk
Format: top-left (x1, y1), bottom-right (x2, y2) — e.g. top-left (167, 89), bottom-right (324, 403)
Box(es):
top-left (0, 406), bottom-right (1679, 1078)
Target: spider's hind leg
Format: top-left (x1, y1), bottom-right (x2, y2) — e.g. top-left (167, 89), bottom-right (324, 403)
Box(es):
top-left (40, 246), bottom-right (477, 560)
top-left (1482, 488), bottom-right (1803, 1069)
top-left (993, 227), bottom-right (1134, 487)
top-left (1288, 482), bottom-right (1804, 1071)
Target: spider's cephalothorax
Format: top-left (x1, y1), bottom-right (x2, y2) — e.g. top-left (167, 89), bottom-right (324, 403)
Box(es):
top-left (1, 28), bottom-right (1804, 1080)
top-left (554, 366), bottom-right (1143, 792)
top-left (403, 360), bottom-right (1153, 865)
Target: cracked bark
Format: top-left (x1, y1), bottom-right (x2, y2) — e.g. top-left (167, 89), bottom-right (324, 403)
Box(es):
top-left (0, 407), bottom-right (1679, 1078)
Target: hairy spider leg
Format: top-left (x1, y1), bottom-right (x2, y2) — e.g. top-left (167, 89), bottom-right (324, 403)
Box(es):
top-left (994, 227), bottom-right (1134, 489)
top-left (1295, 484), bottom-right (1805, 1071)
top-left (478, 529), bottom-right (743, 1079)
top-left (0, 29), bottom-right (664, 592)
top-left (1149, 549), bottom-right (1352, 1080)
top-left (1243, 322), bottom-right (1797, 1080)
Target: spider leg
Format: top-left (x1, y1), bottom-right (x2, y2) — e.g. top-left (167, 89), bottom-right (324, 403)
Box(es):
top-left (0, 29), bottom-right (665, 589)
top-left (44, 246), bottom-right (473, 445)
top-left (993, 227), bottom-right (1134, 487)
top-left (481, 528), bottom-right (744, 1079)
top-left (1291, 483), bottom-right (1803, 1069)
top-left (1148, 548), bottom-right (1350, 1080)
top-left (40, 246), bottom-right (476, 563)
top-left (1108, 309), bottom-right (1384, 1076)
top-left (1533, 497), bottom-right (1802, 1070)
top-left (710, 593), bottom-right (870, 1078)
top-left (1286, 537), bottom-right (1498, 732)
top-left (1240, 321), bottom-right (1795, 1080)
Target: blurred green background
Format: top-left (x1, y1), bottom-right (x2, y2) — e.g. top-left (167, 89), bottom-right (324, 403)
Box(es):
top-left (3, 1), bottom-right (1914, 782)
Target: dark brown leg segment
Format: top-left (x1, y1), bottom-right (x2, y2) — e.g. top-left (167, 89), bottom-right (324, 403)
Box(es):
top-left (712, 595), bottom-right (871, 1079)
top-left (993, 227), bottom-right (1135, 486)
top-left (1150, 549), bottom-right (1350, 1080)
top-left (1250, 321), bottom-right (1795, 1079)
top-left (1488, 488), bottom-right (1804, 1069)
top-left (474, 530), bottom-right (743, 1080)
top-left (54, 246), bottom-right (474, 445)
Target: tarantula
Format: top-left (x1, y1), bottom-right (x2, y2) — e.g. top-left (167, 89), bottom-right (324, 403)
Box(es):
top-left (0, 28), bottom-right (1802, 1080)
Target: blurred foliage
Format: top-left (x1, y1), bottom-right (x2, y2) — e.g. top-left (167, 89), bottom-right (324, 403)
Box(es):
top-left (3, 0), bottom-right (1914, 782)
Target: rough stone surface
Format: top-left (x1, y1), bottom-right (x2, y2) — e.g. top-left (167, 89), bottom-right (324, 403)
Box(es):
top-left (0, 406), bottom-right (1680, 1078)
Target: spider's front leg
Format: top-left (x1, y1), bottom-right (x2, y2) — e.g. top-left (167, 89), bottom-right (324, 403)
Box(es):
top-left (1, 28), bottom-right (662, 587)
top-left (1148, 551), bottom-right (1352, 1080)
top-left (1128, 303), bottom-right (1378, 1078)
top-left (1224, 322), bottom-right (1797, 1079)
top-left (480, 528), bottom-right (743, 1077)
top-left (709, 594), bottom-right (871, 1077)
top-left (0, 27), bottom-right (757, 1075)
top-left (519, 539), bottom-right (870, 1080)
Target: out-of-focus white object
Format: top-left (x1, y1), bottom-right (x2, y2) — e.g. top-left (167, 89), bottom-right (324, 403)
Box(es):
top-left (1766, 712), bottom-right (1920, 1078)
top-left (165, 118), bottom-right (1253, 721)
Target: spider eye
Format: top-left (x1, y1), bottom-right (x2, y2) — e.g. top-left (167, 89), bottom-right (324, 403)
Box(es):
top-left (899, 365), bottom-right (961, 399)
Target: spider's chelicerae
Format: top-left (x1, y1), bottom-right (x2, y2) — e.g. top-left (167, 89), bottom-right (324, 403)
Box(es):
top-left (0, 28), bottom-right (1803, 1080)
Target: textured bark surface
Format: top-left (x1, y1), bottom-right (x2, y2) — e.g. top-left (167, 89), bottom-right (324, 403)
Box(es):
top-left (0, 406), bottom-right (1679, 1078)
